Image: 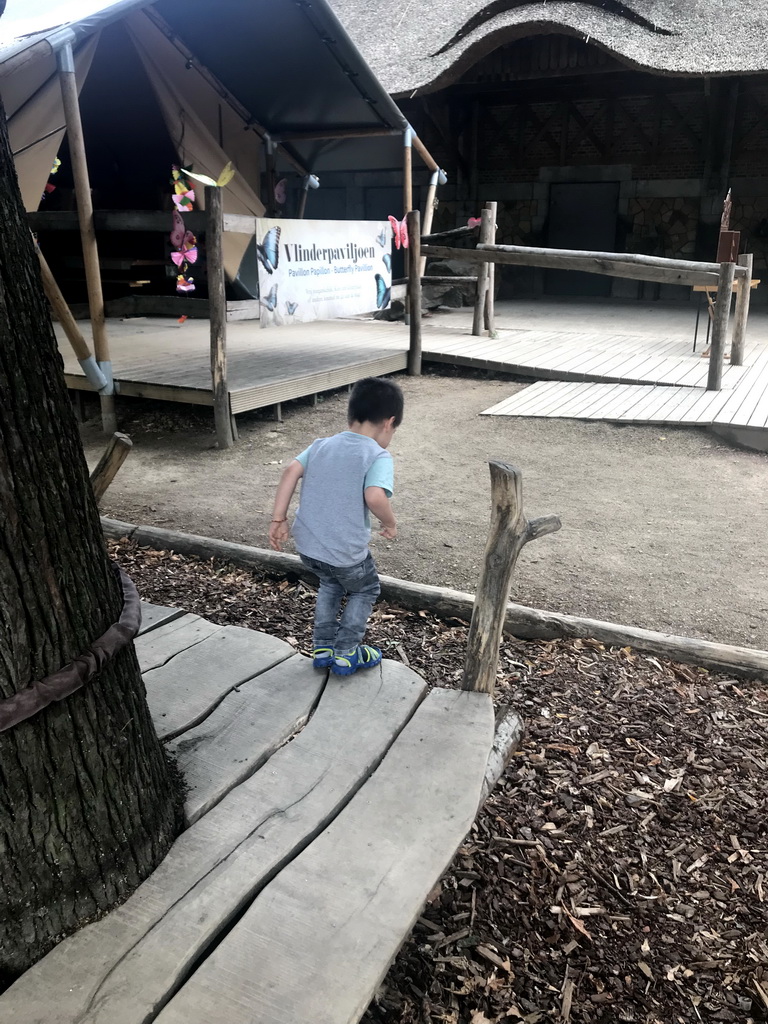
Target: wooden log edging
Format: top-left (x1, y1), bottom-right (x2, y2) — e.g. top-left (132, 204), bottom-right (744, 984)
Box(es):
top-left (101, 518), bottom-right (768, 681)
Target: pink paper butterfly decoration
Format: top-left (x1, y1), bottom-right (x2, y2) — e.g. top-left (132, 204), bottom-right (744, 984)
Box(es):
top-left (388, 215), bottom-right (409, 250)
top-left (169, 167), bottom-right (197, 293)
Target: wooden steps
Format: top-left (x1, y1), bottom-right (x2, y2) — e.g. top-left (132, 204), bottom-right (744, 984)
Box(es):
top-left (1, 604), bottom-right (493, 1024)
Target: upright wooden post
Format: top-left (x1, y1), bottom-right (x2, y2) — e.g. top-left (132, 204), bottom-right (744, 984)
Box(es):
top-left (406, 210), bottom-right (422, 376)
top-left (483, 201), bottom-right (497, 335)
top-left (403, 130), bottom-right (413, 221)
top-left (472, 208), bottom-right (494, 336)
top-left (463, 463), bottom-right (560, 694)
top-left (730, 252), bottom-right (753, 367)
top-left (403, 129), bottom-right (413, 322)
top-left (206, 186), bottom-right (235, 449)
top-left (89, 432), bottom-right (133, 503)
top-left (707, 260), bottom-right (737, 391)
top-left (56, 41), bottom-right (116, 434)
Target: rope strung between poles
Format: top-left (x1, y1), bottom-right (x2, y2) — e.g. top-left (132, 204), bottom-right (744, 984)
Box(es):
top-left (0, 565), bottom-right (141, 733)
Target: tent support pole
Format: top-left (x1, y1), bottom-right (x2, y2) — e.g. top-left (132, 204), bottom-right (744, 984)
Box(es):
top-left (419, 167), bottom-right (447, 276)
top-left (206, 186), bottom-right (235, 449)
top-left (264, 135), bottom-right (277, 217)
top-left (403, 126), bottom-right (413, 325)
top-left (36, 244), bottom-right (109, 392)
top-left (56, 39), bottom-right (116, 434)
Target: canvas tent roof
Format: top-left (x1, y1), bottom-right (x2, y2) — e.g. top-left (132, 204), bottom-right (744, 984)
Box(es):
top-left (329, 0), bottom-right (768, 97)
top-left (0, 0), bottom-right (413, 179)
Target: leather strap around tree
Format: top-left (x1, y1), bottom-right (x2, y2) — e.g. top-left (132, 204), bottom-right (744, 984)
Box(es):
top-left (0, 565), bottom-right (142, 733)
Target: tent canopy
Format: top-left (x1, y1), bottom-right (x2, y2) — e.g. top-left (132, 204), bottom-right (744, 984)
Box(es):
top-left (0, 0), bottom-right (415, 176)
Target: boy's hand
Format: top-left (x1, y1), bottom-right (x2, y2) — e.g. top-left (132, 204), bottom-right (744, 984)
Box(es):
top-left (269, 519), bottom-right (290, 551)
top-left (380, 523), bottom-right (397, 540)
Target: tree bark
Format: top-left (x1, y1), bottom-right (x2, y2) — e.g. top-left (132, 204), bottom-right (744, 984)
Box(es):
top-left (0, 94), bottom-right (181, 984)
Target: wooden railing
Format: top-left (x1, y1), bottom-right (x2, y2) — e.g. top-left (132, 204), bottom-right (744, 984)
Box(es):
top-left (414, 215), bottom-right (756, 390)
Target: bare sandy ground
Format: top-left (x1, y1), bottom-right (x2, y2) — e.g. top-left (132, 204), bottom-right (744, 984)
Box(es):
top-left (83, 368), bottom-right (768, 649)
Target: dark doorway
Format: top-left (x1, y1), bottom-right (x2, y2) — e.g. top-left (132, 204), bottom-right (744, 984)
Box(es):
top-left (545, 182), bottom-right (619, 297)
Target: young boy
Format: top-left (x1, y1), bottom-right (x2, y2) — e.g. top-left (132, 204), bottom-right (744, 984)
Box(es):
top-left (269, 377), bottom-right (403, 676)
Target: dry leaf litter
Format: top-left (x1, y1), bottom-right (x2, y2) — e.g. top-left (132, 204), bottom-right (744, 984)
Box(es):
top-left (112, 540), bottom-right (768, 1024)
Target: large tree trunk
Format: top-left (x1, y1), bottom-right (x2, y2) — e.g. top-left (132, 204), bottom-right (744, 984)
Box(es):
top-left (0, 93), bottom-right (182, 984)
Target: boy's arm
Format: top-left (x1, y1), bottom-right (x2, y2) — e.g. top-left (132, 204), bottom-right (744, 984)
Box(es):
top-left (269, 460), bottom-right (304, 551)
top-left (365, 486), bottom-right (397, 540)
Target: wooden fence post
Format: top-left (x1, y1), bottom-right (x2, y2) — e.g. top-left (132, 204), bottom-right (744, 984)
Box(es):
top-left (707, 260), bottom-right (737, 391)
top-left (463, 462), bottom-right (561, 694)
top-left (206, 186), bottom-right (235, 449)
top-left (472, 208), bottom-right (494, 337)
top-left (483, 201), bottom-right (497, 335)
top-left (407, 209), bottom-right (422, 376)
top-left (89, 433), bottom-right (132, 503)
top-left (730, 252), bottom-right (753, 367)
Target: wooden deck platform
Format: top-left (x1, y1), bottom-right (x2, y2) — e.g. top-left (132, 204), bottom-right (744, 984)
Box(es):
top-left (480, 330), bottom-right (768, 447)
top-left (57, 318), bottom-right (408, 416)
top-left (2, 602), bottom-right (493, 1024)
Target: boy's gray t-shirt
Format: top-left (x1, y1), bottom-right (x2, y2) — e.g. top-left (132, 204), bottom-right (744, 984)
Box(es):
top-left (292, 431), bottom-right (393, 567)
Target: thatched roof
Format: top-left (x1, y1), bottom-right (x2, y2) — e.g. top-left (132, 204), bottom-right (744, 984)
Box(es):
top-left (330, 0), bottom-right (768, 95)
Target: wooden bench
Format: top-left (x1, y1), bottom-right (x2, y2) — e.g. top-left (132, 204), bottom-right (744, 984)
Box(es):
top-left (1, 602), bottom-right (493, 1024)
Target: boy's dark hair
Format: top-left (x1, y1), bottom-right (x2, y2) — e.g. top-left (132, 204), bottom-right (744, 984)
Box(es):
top-left (348, 377), bottom-right (404, 427)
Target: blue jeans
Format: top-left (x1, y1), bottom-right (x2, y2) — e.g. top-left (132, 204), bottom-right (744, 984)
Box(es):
top-left (299, 553), bottom-right (381, 652)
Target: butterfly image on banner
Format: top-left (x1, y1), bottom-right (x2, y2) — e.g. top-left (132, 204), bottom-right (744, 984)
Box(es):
top-left (261, 284), bottom-right (278, 312)
top-left (274, 178), bottom-right (287, 206)
top-left (257, 226), bottom-right (281, 274)
top-left (285, 300), bottom-right (298, 316)
top-left (375, 273), bottom-right (391, 310)
top-left (382, 253), bottom-right (392, 274)
top-left (375, 226), bottom-right (387, 248)
top-left (467, 217), bottom-right (482, 228)
top-left (388, 215), bottom-right (409, 250)
top-left (183, 162), bottom-right (236, 189)
top-left (176, 275), bottom-right (195, 294)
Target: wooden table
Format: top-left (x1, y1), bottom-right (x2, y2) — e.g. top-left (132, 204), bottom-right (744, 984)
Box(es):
top-left (692, 279), bottom-right (760, 352)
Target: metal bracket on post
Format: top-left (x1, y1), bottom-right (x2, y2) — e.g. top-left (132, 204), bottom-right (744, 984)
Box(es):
top-left (77, 356), bottom-right (109, 393)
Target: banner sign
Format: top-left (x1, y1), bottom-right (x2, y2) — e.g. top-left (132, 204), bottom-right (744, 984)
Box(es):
top-left (255, 218), bottom-right (392, 324)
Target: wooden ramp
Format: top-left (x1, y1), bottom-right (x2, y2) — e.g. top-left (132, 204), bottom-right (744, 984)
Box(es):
top-left (481, 344), bottom-right (768, 440)
top-left (1, 603), bottom-right (493, 1024)
top-left (57, 318), bottom-right (408, 415)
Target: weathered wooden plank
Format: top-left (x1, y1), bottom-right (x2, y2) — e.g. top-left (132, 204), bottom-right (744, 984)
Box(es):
top-left (0, 663), bottom-right (427, 1024)
top-left (167, 653), bottom-right (325, 824)
top-left (154, 688), bottom-right (494, 1024)
top-left (137, 601), bottom-right (184, 636)
top-left (134, 613), bottom-right (221, 673)
top-left (144, 625), bottom-right (294, 740)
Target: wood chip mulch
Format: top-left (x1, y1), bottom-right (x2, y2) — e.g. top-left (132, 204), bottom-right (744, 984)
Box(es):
top-left (112, 540), bottom-right (768, 1024)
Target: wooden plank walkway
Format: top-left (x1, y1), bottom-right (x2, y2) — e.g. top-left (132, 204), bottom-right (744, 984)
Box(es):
top-left (57, 318), bottom-right (408, 415)
top-left (481, 345), bottom-right (768, 437)
top-left (421, 324), bottom-right (753, 387)
top-left (2, 603), bottom-right (493, 1024)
